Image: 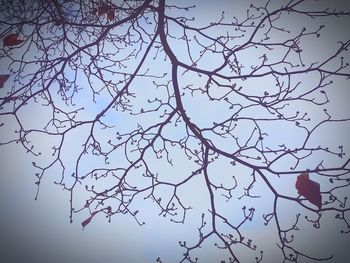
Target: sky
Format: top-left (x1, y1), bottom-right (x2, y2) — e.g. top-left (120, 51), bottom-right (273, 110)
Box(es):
top-left (1, 0), bottom-right (350, 262)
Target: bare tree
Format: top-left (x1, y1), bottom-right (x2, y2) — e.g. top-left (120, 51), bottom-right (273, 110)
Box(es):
top-left (1, 0), bottom-right (350, 262)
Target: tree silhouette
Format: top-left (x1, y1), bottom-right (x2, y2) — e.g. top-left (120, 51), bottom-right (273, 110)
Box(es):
top-left (1, 0), bottom-right (350, 262)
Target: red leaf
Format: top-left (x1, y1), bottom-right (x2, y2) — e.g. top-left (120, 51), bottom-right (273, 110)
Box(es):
top-left (107, 10), bottom-right (115, 21)
top-left (98, 4), bottom-right (109, 16)
top-left (81, 211), bottom-right (98, 229)
top-left (295, 172), bottom-right (322, 209)
top-left (98, 7), bottom-right (105, 16)
top-left (4, 34), bottom-right (17, 45)
top-left (95, 3), bottom-right (114, 20)
top-left (0, 74), bottom-right (10, 88)
top-left (54, 18), bottom-right (63, 26)
top-left (4, 34), bottom-right (25, 47)
top-left (93, 7), bottom-right (98, 16)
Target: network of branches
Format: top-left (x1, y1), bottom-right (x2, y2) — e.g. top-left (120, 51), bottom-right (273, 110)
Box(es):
top-left (0, 0), bottom-right (350, 262)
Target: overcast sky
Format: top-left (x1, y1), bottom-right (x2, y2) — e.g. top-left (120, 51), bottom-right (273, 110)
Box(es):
top-left (1, 0), bottom-right (350, 262)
